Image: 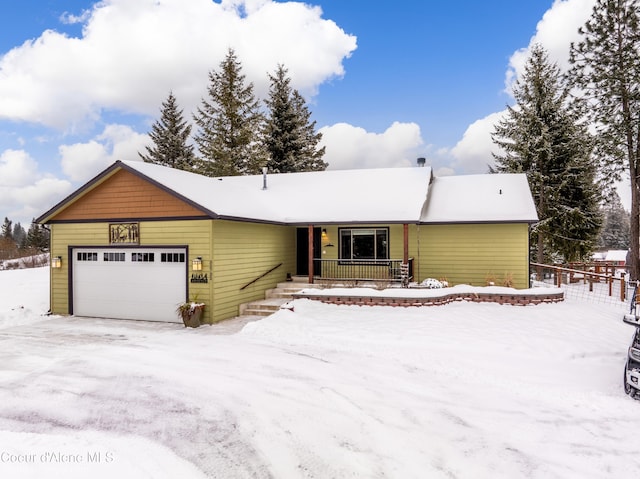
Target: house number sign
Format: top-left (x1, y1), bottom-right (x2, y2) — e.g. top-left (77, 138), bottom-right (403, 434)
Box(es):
top-left (191, 273), bottom-right (209, 284)
top-left (109, 223), bottom-right (140, 244)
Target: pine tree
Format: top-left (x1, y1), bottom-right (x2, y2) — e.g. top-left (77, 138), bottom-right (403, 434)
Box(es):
top-left (492, 44), bottom-right (602, 263)
top-left (1, 217), bottom-right (13, 240)
top-left (263, 64), bottom-right (327, 173)
top-left (25, 220), bottom-right (49, 252)
top-left (598, 191), bottom-right (630, 250)
top-left (139, 91), bottom-right (195, 171)
top-left (193, 48), bottom-right (265, 176)
top-left (12, 222), bottom-right (26, 249)
top-left (568, 0), bottom-right (640, 278)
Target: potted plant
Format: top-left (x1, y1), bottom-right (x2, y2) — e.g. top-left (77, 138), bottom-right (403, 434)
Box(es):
top-left (177, 299), bottom-right (205, 328)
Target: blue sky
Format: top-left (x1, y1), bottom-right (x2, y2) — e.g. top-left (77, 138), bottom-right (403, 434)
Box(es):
top-left (314, 1), bottom-right (550, 144)
top-left (0, 0), bottom-right (599, 226)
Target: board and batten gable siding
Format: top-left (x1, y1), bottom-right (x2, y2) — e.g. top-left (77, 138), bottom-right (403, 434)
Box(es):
top-left (52, 169), bottom-right (207, 221)
top-left (48, 220), bottom-right (213, 322)
top-left (211, 220), bottom-right (296, 322)
top-left (416, 223), bottom-right (530, 289)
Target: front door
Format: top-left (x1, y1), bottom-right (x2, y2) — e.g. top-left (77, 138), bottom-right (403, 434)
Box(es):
top-left (296, 227), bottom-right (321, 277)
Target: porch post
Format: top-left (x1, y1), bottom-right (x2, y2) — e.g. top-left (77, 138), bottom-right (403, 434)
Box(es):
top-left (308, 224), bottom-right (314, 284)
top-left (403, 223), bottom-right (409, 264)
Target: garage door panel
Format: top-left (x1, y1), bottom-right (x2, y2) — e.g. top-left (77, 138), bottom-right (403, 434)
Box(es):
top-left (73, 248), bottom-right (187, 322)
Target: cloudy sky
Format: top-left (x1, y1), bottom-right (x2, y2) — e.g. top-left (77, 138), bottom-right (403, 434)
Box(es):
top-left (0, 0), bottom-right (599, 226)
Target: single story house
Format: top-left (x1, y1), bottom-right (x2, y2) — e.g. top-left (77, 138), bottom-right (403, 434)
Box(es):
top-left (37, 160), bottom-right (538, 324)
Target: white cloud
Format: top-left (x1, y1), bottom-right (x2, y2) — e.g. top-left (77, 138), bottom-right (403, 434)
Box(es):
top-left (60, 124), bottom-right (150, 182)
top-left (0, 150), bottom-right (72, 225)
top-left (0, 149), bottom-right (39, 187)
top-left (505, 0), bottom-right (595, 93)
top-left (0, 0), bottom-right (356, 130)
top-left (452, 0), bottom-right (596, 176)
top-left (12, 178), bottom-right (73, 221)
top-left (449, 111), bottom-right (507, 174)
top-left (1, 125), bottom-right (147, 225)
top-left (319, 122), bottom-right (424, 170)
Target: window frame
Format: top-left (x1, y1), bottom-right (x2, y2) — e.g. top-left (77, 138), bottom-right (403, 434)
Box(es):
top-left (338, 227), bottom-right (389, 263)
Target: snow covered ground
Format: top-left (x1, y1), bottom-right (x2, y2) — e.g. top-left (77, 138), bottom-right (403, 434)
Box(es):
top-left (0, 267), bottom-right (639, 478)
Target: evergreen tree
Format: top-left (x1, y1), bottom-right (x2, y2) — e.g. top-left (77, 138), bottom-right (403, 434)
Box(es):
top-left (492, 44), bottom-right (602, 263)
top-left (139, 91), bottom-right (195, 171)
top-left (193, 48), bottom-right (265, 176)
top-left (1, 217), bottom-right (13, 240)
top-left (12, 222), bottom-right (26, 249)
top-left (263, 64), bottom-right (327, 173)
top-left (25, 220), bottom-right (49, 252)
top-left (598, 191), bottom-right (630, 250)
top-left (568, 0), bottom-right (640, 278)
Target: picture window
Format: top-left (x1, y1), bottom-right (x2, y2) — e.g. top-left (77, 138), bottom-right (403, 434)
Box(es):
top-left (339, 228), bottom-right (389, 261)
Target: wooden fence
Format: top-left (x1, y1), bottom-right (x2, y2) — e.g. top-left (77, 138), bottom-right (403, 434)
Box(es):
top-left (531, 262), bottom-right (636, 306)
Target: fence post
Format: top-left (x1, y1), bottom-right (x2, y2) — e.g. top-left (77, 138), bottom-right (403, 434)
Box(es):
top-left (621, 276), bottom-right (626, 302)
top-left (608, 275), bottom-right (613, 297)
top-left (556, 268), bottom-right (561, 288)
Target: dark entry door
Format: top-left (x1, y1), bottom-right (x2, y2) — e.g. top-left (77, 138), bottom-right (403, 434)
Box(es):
top-left (296, 227), bottom-right (321, 276)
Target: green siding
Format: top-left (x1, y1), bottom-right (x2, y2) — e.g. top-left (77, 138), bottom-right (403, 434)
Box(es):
top-left (415, 223), bottom-right (530, 288)
top-left (49, 220), bottom-right (213, 322)
top-left (140, 220), bottom-right (213, 322)
top-left (211, 221), bottom-right (296, 322)
top-left (49, 222), bottom-right (108, 315)
top-left (49, 219), bottom-right (530, 324)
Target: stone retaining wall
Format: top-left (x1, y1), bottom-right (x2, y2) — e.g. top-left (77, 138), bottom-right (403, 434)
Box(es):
top-left (292, 290), bottom-right (564, 307)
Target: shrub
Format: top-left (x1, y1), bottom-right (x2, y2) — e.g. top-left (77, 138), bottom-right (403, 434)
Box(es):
top-left (420, 278), bottom-right (445, 289)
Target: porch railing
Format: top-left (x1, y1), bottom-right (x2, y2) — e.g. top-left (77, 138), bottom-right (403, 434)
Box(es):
top-left (312, 258), bottom-right (413, 284)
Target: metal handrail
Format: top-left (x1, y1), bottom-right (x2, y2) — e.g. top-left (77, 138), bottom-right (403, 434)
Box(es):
top-left (240, 262), bottom-right (283, 290)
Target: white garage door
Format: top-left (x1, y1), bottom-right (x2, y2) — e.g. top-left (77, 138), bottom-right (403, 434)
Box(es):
top-left (72, 247), bottom-right (187, 322)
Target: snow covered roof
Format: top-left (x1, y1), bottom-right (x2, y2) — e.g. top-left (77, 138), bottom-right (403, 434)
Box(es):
top-left (604, 250), bottom-right (628, 262)
top-left (121, 160), bottom-right (435, 224)
top-left (420, 173), bottom-right (538, 224)
top-left (39, 160), bottom-right (539, 225)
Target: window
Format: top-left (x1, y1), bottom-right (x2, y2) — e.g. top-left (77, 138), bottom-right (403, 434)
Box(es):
top-left (161, 253), bottom-right (185, 263)
top-left (77, 252), bottom-right (98, 261)
top-left (104, 252), bottom-right (125, 262)
top-left (339, 228), bottom-right (389, 261)
top-left (131, 252), bottom-right (155, 262)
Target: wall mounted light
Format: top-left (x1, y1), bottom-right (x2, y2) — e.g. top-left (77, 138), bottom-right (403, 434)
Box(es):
top-left (322, 228), bottom-right (327, 237)
top-left (51, 256), bottom-right (62, 269)
top-left (192, 257), bottom-right (203, 271)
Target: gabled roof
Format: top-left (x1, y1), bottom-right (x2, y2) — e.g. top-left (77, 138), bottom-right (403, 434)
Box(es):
top-left (122, 160), bottom-right (437, 224)
top-left (420, 173), bottom-right (538, 224)
top-left (37, 160), bottom-right (538, 225)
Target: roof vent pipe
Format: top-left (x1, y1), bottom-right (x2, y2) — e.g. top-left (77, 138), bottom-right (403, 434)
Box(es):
top-left (417, 157), bottom-right (426, 167)
top-left (262, 166), bottom-right (268, 190)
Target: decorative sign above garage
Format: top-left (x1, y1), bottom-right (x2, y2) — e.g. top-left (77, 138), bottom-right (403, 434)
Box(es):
top-left (109, 223), bottom-right (140, 244)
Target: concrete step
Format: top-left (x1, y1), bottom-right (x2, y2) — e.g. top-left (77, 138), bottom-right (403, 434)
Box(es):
top-left (237, 280), bottom-right (323, 319)
top-left (276, 281), bottom-right (313, 290)
top-left (265, 290), bottom-right (293, 299)
top-left (266, 286), bottom-right (313, 299)
top-left (239, 298), bottom-right (291, 316)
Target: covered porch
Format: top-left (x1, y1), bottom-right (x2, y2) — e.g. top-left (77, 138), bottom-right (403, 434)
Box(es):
top-left (298, 224), bottom-right (414, 286)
